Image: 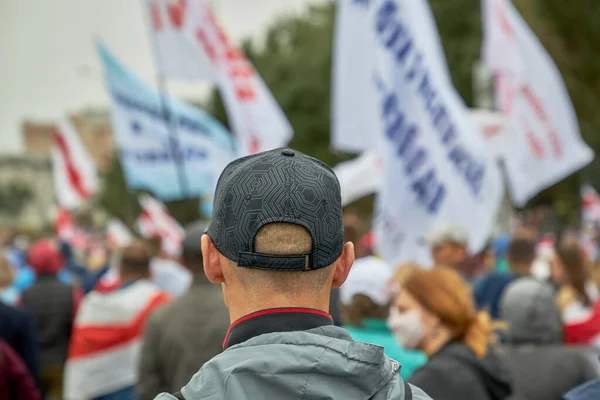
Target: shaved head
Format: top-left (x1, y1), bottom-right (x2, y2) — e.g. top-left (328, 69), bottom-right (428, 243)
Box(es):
top-left (233, 223), bottom-right (333, 295)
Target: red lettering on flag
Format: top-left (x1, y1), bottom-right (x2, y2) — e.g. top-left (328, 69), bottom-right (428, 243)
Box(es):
top-left (521, 85), bottom-right (563, 159)
top-left (166, 0), bottom-right (187, 29)
top-left (195, 28), bottom-right (217, 62)
top-left (482, 125), bottom-right (502, 138)
top-left (495, 3), bottom-right (514, 38)
top-left (151, 1), bottom-right (163, 31)
top-left (520, 118), bottom-right (544, 159)
top-left (151, 0), bottom-right (187, 31)
top-left (249, 136), bottom-right (261, 154)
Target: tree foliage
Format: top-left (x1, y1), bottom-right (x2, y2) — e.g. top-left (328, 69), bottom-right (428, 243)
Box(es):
top-left (0, 183), bottom-right (33, 215)
top-left (99, 153), bottom-right (200, 227)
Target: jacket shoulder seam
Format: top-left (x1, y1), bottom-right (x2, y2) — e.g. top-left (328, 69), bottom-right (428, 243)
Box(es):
top-left (299, 336), bottom-right (335, 400)
top-left (227, 339), bottom-right (383, 367)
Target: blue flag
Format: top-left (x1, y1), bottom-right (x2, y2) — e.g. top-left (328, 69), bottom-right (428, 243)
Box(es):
top-left (97, 43), bottom-right (236, 200)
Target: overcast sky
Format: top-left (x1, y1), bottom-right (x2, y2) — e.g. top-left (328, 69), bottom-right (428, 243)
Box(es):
top-left (0, 0), bottom-right (323, 154)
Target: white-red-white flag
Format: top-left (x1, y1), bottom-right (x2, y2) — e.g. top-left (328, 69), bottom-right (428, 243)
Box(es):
top-left (64, 281), bottom-right (171, 399)
top-left (136, 195), bottom-right (184, 257)
top-left (189, 0), bottom-right (292, 155)
top-left (106, 218), bottom-right (134, 249)
top-left (51, 119), bottom-right (98, 210)
top-left (55, 207), bottom-right (89, 250)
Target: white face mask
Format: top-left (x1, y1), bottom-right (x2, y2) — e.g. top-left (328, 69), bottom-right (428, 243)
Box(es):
top-left (387, 307), bottom-right (426, 350)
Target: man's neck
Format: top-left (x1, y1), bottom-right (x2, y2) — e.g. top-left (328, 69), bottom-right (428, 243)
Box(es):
top-left (227, 298), bottom-right (330, 324)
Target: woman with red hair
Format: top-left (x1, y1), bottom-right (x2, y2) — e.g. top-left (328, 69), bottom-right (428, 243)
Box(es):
top-left (391, 267), bottom-right (513, 400)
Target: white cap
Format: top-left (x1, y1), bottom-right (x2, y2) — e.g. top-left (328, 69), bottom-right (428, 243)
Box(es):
top-left (424, 224), bottom-right (468, 247)
top-left (340, 256), bottom-right (394, 306)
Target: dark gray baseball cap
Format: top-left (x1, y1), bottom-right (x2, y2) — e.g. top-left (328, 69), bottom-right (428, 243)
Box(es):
top-left (206, 148), bottom-right (344, 271)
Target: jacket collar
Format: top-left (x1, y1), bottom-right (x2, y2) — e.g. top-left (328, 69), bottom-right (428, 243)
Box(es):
top-left (223, 307), bottom-right (333, 349)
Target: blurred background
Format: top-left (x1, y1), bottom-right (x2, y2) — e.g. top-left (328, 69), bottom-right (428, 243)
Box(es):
top-left (0, 0), bottom-right (597, 234)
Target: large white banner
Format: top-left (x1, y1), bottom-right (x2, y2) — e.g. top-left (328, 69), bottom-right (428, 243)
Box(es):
top-left (332, 0), bottom-right (379, 153)
top-left (146, 0), bottom-right (214, 82)
top-left (334, 110), bottom-right (507, 208)
top-left (52, 118), bottom-right (98, 210)
top-left (98, 43), bottom-right (236, 201)
top-left (185, 0), bottom-right (293, 156)
top-left (482, 0), bottom-right (594, 206)
top-left (334, 0), bottom-right (503, 266)
top-left (334, 151), bottom-right (383, 207)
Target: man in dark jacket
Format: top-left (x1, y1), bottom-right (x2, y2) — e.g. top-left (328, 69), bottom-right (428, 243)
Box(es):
top-left (21, 239), bottom-right (80, 399)
top-left (501, 278), bottom-right (599, 399)
top-left (0, 302), bottom-right (40, 389)
top-left (137, 222), bottom-right (230, 399)
top-left (154, 148), bottom-right (430, 400)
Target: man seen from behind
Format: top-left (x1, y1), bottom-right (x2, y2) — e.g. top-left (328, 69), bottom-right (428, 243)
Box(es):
top-left (155, 148), bottom-right (430, 400)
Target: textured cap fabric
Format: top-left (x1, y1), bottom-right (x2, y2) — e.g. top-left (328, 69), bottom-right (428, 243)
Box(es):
top-left (424, 224), bottom-right (468, 247)
top-left (206, 148), bottom-right (344, 271)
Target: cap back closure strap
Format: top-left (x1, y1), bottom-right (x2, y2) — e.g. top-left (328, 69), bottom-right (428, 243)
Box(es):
top-left (238, 251), bottom-right (313, 271)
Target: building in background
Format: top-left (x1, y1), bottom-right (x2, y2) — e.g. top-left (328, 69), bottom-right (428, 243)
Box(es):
top-left (0, 155), bottom-right (53, 230)
top-left (22, 108), bottom-right (114, 172)
top-left (0, 108), bottom-right (115, 231)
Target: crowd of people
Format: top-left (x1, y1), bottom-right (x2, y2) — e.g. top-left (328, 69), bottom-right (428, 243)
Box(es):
top-left (0, 148), bottom-right (599, 399)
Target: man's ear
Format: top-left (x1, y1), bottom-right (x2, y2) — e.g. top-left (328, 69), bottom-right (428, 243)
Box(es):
top-left (332, 242), bottom-right (355, 289)
top-left (201, 234), bottom-right (225, 284)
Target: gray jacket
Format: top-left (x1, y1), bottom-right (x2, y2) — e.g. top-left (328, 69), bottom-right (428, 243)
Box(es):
top-left (501, 278), bottom-right (599, 400)
top-left (154, 325), bottom-right (431, 400)
top-left (138, 281), bottom-right (230, 400)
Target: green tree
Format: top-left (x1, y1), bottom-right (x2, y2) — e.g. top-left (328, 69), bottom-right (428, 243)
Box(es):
top-left (99, 154), bottom-right (140, 227)
top-left (99, 154), bottom-right (200, 227)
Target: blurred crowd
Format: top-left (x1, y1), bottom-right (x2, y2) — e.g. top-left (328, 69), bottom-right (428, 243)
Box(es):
top-left (0, 209), bottom-right (599, 400)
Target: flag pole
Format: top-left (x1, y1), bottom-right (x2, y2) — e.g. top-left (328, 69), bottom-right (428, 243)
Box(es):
top-left (141, 0), bottom-right (189, 200)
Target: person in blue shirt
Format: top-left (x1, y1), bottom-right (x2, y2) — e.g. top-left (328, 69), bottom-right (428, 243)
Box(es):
top-left (473, 237), bottom-right (536, 319)
top-left (340, 256), bottom-right (426, 379)
top-left (60, 241), bottom-right (111, 293)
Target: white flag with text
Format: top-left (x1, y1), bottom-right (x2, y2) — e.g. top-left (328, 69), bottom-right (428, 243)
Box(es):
top-left (146, 0), bottom-right (214, 82)
top-left (482, 0), bottom-right (593, 206)
top-left (334, 0), bottom-right (503, 266)
top-left (188, 0), bottom-right (293, 155)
